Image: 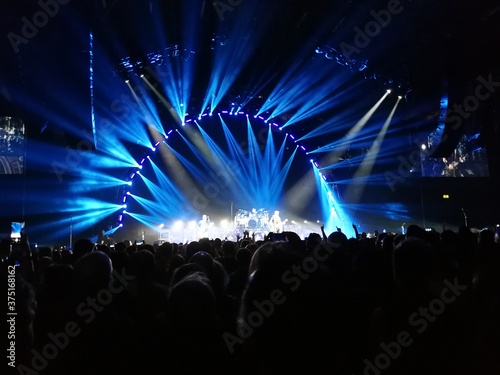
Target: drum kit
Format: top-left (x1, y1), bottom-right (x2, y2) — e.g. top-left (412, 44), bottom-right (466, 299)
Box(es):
top-left (234, 208), bottom-right (270, 230)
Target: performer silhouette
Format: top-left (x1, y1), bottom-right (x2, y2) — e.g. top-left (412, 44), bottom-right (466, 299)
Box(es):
top-left (198, 214), bottom-right (211, 238)
top-left (269, 210), bottom-right (283, 233)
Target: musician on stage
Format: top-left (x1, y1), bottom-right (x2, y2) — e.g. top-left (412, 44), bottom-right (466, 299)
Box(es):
top-left (269, 210), bottom-right (283, 233)
top-left (198, 214), bottom-right (211, 238)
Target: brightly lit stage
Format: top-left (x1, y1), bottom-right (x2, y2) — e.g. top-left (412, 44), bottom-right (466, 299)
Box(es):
top-left (156, 208), bottom-right (304, 244)
top-left (115, 110), bottom-right (354, 243)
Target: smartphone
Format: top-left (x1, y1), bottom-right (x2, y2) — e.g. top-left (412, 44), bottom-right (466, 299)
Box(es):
top-left (271, 233), bottom-right (288, 242)
top-left (11, 222), bottom-right (24, 243)
top-left (135, 240), bottom-right (143, 246)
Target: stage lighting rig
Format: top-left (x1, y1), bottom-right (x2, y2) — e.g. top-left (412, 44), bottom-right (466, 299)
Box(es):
top-left (315, 44), bottom-right (412, 101)
top-left (116, 44), bottom-right (196, 77)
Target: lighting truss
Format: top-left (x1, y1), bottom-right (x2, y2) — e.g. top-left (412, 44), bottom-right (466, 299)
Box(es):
top-left (116, 44), bottom-right (196, 76)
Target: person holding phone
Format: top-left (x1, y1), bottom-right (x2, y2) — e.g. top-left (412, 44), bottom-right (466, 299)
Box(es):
top-left (11, 221), bottom-right (24, 243)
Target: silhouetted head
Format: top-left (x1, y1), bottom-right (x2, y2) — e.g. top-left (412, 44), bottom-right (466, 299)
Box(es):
top-left (222, 240), bottom-right (236, 257)
top-left (189, 251), bottom-right (213, 274)
top-left (185, 241), bottom-right (202, 260)
top-left (236, 248), bottom-right (252, 268)
top-left (168, 272), bottom-right (216, 327)
top-left (393, 238), bottom-right (432, 293)
top-left (306, 233), bottom-right (322, 252)
top-left (73, 251), bottom-right (113, 295)
top-left (128, 250), bottom-right (155, 279)
top-left (327, 231), bottom-right (348, 246)
top-left (156, 242), bottom-right (174, 261)
top-left (406, 224), bottom-right (426, 239)
top-left (72, 239), bottom-right (94, 261)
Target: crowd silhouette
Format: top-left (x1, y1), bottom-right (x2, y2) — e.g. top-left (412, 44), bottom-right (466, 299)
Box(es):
top-left (1, 223), bottom-right (499, 374)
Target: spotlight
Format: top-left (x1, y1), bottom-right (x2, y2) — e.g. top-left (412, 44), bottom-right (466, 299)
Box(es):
top-left (421, 144), bottom-right (427, 150)
top-left (122, 204), bottom-right (127, 209)
top-left (119, 223), bottom-right (123, 228)
top-left (387, 89), bottom-right (392, 93)
top-left (398, 95), bottom-right (403, 99)
top-left (125, 79), bottom-right (130, 83)
top-left (126, 192), bottom-right (131, 195)
top-left (127, 181), bottom-right (132, 186)
top-left (173, 220), bottom-right (184, 231)
top-left (140, 74), bottom-right (145, 78)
